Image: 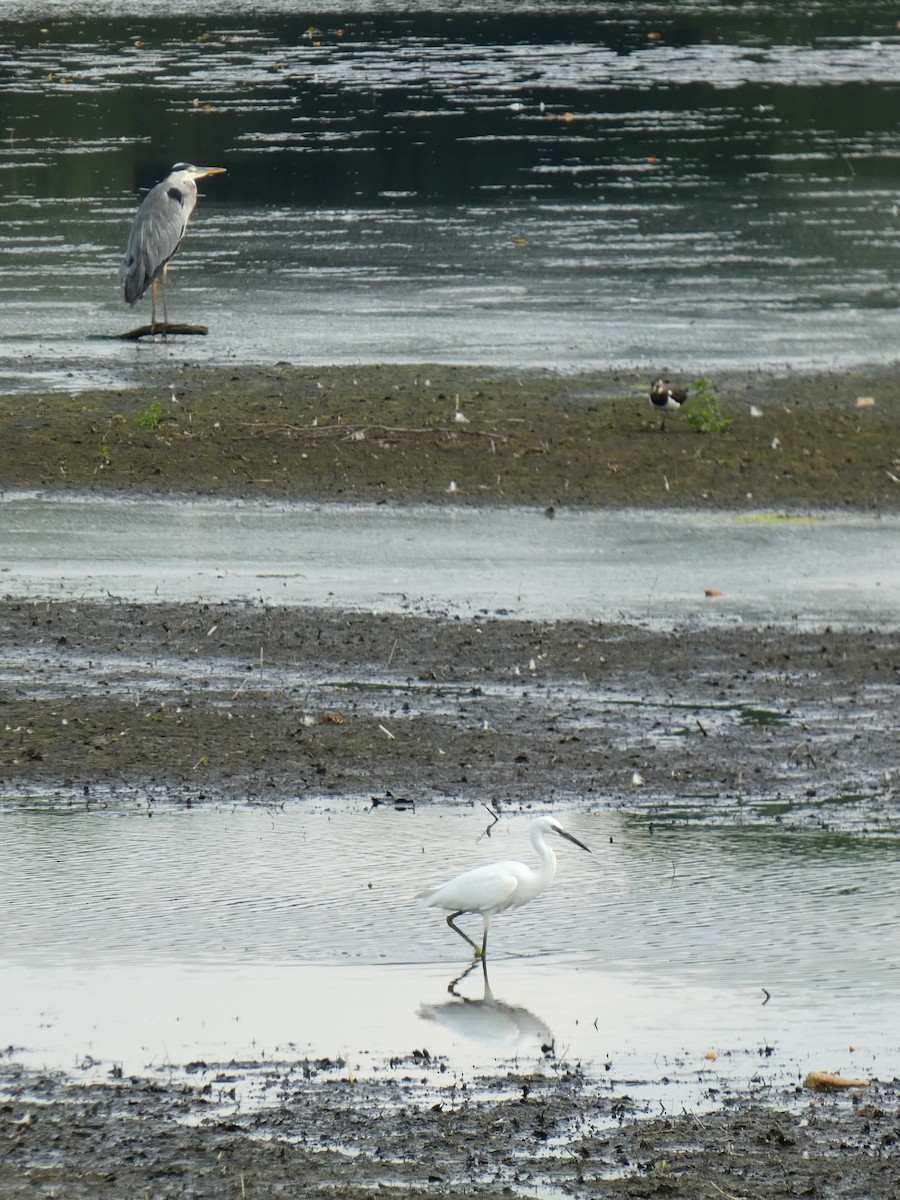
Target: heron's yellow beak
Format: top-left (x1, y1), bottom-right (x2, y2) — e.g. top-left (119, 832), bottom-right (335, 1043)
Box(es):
top-left (188, 166), bottom-right (227, 179)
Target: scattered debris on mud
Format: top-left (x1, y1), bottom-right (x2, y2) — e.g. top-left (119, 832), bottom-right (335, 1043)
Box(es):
top-left (2, 364), bottom-right (898, 1198)
top-left (1, 363), bottom-right (898, 509)
top-left (0, 599), bottom-right (896, 826)
top-left (1, 1059), bottom-right (898, 1199)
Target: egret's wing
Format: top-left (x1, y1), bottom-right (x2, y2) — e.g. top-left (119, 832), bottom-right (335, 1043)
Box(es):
top-left (418, 862), bottom-right (520, 914)
top-left (120, 179), bottom-right (195, 303)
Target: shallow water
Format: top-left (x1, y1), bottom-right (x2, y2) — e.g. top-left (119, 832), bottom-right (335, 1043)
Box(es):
top-left (2, 494), bottom-right (898, 625)
top-left (4, 2), bottom-right (900, 391)
top-left (2, 805), bottom-right (897, 1105)
top-left (3, 3), bottom-right (897, 1111)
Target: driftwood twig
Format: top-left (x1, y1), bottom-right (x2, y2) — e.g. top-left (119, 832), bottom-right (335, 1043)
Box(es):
top-left (117, 323), bottom-right (209, 341)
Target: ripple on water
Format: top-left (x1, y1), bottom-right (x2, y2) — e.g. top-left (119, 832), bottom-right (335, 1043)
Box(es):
top-left (3, 4), bottom-right (900, 382)
top-left (1, 805), bottom-right (898, 1093)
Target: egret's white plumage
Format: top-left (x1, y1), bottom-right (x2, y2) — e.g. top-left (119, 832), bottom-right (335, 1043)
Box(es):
top-left (417, 815), bottom-right (591, 959)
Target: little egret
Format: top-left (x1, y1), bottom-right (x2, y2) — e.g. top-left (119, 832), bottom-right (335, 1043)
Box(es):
top-left (417, 816), bottom-right (591, 959)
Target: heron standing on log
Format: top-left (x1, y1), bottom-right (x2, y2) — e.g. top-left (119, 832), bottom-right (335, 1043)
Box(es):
top-left (120, 163), bottom-right (226, 331)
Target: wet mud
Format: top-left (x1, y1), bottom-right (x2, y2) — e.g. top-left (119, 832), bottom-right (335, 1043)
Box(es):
top-left (1, 1060), bottom-right (897, 1199)
top-left (1, 599), bottom-right (897, 824)
top-left (2, 364), bottom-right (898, 1197)
top-left (1, 363), bottom-right (898, 509)
top-left (2, 599), bottom-right (898, 1195)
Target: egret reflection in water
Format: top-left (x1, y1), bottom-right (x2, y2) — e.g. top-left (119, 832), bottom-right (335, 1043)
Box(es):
top-left (418, 960), bottom-right (554, 1059)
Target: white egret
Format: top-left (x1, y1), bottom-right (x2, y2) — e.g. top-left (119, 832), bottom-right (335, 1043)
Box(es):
top-left (417, 815), bottom-right (591, 959)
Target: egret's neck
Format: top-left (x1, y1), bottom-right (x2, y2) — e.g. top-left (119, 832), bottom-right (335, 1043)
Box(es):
top-left (531, 825), bottom-right (558, 885)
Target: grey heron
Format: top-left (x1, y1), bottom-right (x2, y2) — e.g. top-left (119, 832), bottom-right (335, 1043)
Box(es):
top-left (417, 816), bottom-right (591, 960)
top-left (120, 163), bottom-right (226, 329)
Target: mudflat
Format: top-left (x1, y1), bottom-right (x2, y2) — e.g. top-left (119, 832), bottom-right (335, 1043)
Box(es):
top-left (1, 364), bottom-right (897, 1199)
top-left (1, 363), bottom-right (897, 508)
top-left (1, 599), bottom-right (896, 823)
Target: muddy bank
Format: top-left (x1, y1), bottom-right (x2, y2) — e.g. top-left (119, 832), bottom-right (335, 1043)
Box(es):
top-left (1, 1060), bottom-right (896, 1199)
top-left (2, 363), bottom-right (898, 1198)
top-left (1, 363), bottom-right (898, 508)
top-left (1, 599), bottom-right (896, 827)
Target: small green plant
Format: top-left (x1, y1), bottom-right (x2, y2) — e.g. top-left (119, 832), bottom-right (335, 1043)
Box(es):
top-left (98, 443), bottom-right (112, 465)
top-left (134, 402), bottom-right (164, 431)
top-left (685, 377), bottom-right (733, 434)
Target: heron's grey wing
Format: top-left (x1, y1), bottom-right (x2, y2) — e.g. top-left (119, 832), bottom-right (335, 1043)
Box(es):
top-left (120, 181), bottom-right (193, 304)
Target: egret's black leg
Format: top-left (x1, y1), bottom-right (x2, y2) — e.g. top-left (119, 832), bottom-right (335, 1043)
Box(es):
top-left (446, 911), bottom-right (482, 956)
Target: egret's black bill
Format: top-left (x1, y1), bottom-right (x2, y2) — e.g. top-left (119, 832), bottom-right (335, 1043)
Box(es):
top-left (557, 827), bottom-right (591, 854)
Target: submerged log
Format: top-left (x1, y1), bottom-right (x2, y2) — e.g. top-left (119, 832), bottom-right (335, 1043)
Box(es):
top-left (117, 323), bottom-right (209, 341)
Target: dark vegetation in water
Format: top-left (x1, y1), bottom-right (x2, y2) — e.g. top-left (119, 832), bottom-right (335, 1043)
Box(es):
top-left (0, 364), bottom-right (898, 509)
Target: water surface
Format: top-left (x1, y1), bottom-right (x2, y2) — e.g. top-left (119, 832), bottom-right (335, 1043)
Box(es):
top-left (2, 2), bottom-right (897, 1111)
top-left (2, 494), bottom-right (898, 624)
top-left (2, 806), bottom-right (896, 1105)
top-left (3, 1), bottom-right (900, 391)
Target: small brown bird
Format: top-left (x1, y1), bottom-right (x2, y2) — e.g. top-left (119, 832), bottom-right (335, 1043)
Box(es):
top-left (649, 378), bottom-right (688, 431)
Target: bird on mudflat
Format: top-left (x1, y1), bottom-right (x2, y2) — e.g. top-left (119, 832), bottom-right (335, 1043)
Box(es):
top-left (120, 163), bottom-right (226, 329)
top-left (416, 816), bottom-right (591, 960)
top-left (649, 378), bottom-right (688, 431)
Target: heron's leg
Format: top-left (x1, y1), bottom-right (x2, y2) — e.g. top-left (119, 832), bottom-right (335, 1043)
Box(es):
top-left (150, 280), bottom-right (158, 331)
top-left (161, 265), bottom-right (169, 326)
top-left (446, 912), bottom-right (482, 957)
